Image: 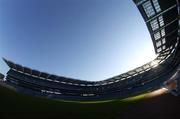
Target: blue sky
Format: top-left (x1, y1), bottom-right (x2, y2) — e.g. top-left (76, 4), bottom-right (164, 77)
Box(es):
top-left (0, 0), bottom-right (156, 81)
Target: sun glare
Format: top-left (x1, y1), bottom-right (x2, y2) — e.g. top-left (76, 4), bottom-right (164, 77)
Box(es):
top-left (145, 88), bottom-right (168, 98)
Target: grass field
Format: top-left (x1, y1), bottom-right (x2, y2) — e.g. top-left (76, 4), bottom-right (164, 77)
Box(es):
top-left (0, 84), bottom-right (148, 119)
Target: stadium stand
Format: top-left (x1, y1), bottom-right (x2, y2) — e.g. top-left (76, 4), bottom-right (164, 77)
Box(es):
top-left (0, 73), bottom-right (4, 80)
top-left (2, 0), bottom-right (180, 101)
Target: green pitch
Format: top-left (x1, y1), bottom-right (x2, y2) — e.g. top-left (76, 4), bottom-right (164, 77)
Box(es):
top-left (0, 84), bottom-right (148, 119)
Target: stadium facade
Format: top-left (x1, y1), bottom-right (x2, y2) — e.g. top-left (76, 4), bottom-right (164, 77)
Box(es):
top-left (1, 0), bottom-right (180, 100)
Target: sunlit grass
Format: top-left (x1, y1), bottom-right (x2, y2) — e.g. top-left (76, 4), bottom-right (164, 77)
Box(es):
top-left (121, 93), bottom-right (148, 102)
top-left (56, 99), bottom-right (114, 104)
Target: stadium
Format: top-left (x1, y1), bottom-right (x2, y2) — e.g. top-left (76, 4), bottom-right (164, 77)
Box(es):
top-left (0, 0), bottom-right (180, 118)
